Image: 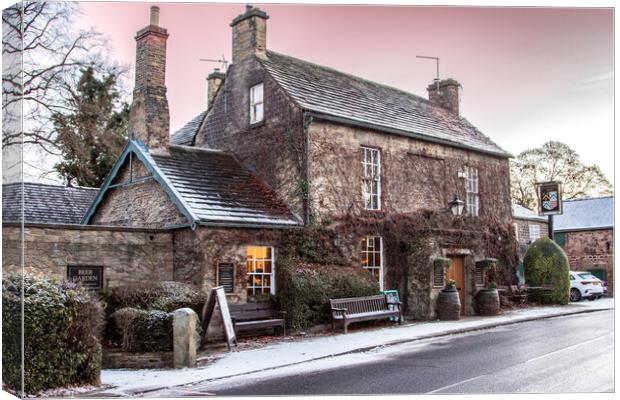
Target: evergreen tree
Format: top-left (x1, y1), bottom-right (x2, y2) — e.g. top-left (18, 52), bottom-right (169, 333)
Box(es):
top-left (53, 67), bottom-right (128, 187)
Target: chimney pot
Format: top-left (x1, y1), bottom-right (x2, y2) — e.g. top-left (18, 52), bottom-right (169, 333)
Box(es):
top-left (150, 6), bottom-right (160, 26)
top-left (230, 5), bottom-right (269, 64)
top-left (128, 6), bottom-right (170, 149)
top-left (427, 78), bottom-right (461, 116)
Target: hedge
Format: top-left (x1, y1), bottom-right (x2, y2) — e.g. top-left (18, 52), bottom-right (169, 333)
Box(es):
top-left (101, 281), bottom-right (208, 315)
top-left (111, 308), bottom-right (173, 352)
top-left (276, 260), bottom-right (380, 330)
top-left (2, 273), bottom-right (104, 394)
top-left (111, 307), bottom-right (201, 352)
top-left (523, 237), bottom-right (570, 304)
top-left (100, 281), bottom-right (207, 346)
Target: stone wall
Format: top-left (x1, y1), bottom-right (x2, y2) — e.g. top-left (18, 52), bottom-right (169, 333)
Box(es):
top-left (513, 218), bottom-right (549, 260)
top-left (560, 229), bottom-right (614, 295)
top-left (198, 43), bottom-right (306, 221)
top-left (308, 120), bottom-right (512, 224)
top-left (2, 224), bottom-right (174, 287)
top-left (102, 350), bottom-right (173, 369)
top-left (173, 226), bottom-right (283, 304)
top-left (91, 157), bottom-right (188, 228)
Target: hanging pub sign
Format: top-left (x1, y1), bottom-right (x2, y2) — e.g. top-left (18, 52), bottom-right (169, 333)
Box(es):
top-left (536, 181), bottom-right (562, 216)
top-left (67, 265), bottom-right (103, 289)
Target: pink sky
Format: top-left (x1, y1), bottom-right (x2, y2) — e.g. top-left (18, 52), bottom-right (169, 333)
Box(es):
top-left (77, 2), bottom-right (614, 180)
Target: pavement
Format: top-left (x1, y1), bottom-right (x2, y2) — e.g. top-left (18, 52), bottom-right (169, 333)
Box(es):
top-left (85, 298), bottom-right (613, 397)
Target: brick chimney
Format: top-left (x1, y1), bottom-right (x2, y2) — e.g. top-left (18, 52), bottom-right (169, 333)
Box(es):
top-left (427, 78), bottom-right (461, 115)
top-left (206, 69), bottom-right (225, 107)
top-left (128, 5), bottom-right (170, 149)
top-left (230, 5), bottom-right (269, 64)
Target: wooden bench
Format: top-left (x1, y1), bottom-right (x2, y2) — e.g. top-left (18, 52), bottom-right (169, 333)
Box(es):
top-left (330, 294), bottom-right (402, 334)
top-left (509, 285), bottom-right (528, 304)
top-left (229, 301), bottom-right (286, 336)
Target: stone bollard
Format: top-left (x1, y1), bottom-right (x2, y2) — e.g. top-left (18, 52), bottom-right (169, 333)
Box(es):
top-left (173, 308), bottom-right (198, 368)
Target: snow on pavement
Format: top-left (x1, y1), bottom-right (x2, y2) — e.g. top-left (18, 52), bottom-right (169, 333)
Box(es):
top-left (100, 298), bottom-right (613, 395)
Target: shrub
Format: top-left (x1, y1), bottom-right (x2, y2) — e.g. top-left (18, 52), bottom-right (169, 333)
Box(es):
top-left (2, 273), bottom-right (103, 394)
top-left (111, 308), bottom-right (173, 352)
top-left (111, 308), bottom-right (202, 352)
top-left (523, 237), bottom-right (570, 304)
top-left (101, 281), bottom-right (208, 315)
top-left (276, 260), bottom-right (380, 330)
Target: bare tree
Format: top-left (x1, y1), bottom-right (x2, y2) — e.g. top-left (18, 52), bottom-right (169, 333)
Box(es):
top-left (510, 141), bottom-right (613, 210)
top-left (2, 1), bottom-right (128, 182)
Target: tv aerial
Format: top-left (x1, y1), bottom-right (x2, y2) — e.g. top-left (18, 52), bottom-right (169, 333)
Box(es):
top-left (416, 55), bottom-right (440, 91)
top-left (199, 55), bottom-right (229, 72)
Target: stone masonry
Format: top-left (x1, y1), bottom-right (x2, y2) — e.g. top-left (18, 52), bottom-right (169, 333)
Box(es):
top-left (2, 224), bottom-right (174, 287)
top-left (91, 157), bottom-right (188, 228)
top-left (128, 6), bottom-right (170, 149)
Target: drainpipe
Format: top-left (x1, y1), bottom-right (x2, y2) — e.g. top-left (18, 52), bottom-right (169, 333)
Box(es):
top-left (303, 112), bottom-right (313, 226)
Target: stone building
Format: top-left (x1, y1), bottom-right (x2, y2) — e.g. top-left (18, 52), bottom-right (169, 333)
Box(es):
top-left (2, 182), bottom-right (174, 287)
top-left (5, 6), bottom-right (517, 320)
top-left (512, 203), bottom-right (549, 249)
top-left (553, 197), bottom-right (614, 295)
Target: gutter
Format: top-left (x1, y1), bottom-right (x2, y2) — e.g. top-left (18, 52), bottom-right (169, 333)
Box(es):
top-left (306, 111), bottom-right (512, 159)
top-left (196, 220), bottom-right (304, 230)
top-left (554, 226), bottom-right (614, 233)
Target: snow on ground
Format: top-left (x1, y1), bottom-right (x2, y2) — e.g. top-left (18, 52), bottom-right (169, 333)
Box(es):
top-left (100, 298), bottom-right (613, 396)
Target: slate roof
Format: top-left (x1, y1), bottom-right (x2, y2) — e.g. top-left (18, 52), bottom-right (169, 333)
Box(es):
top-left (553, 197), bottom-right (614, 232)
top-left (260, 51), bottom-right (509, 157)
top-left (511, 203), bottom-right (548, 222)
top-left (2, 182), bottom-right (98, 224)
top-left (170, 111), bottom-right (206, 146)
top-left (150, 145), bottom-right (300, 227)
top-left (82, 141), bottom-right (301, 228)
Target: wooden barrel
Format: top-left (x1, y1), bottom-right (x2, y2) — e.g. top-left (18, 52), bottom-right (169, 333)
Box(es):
top-left (476, 289), bottom-right (500, 316)
top-left (436, 288), bottom-right (461, 320)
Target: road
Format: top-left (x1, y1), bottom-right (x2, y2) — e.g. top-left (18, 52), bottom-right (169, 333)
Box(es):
top-left (195, 310), bottom-right (614, 395)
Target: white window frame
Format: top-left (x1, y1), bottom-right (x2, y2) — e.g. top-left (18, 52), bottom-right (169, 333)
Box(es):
top-left (249, 83), bottom-right (264, 124)
top-left (361, 236), bottom-right (384, 291)
top-left (513, 223), bottom-right (519, 242)
top-left (246, 246), bottom-right (275, 295)
top-left (529, 224), bottom-right (540, 242)
top-left (361, 147), bottom-right (381, 210)
top-left (465, 166), bottom-right (480, 216)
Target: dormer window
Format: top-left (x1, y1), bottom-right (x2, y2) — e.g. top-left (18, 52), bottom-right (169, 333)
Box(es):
top-left (250, 83), bottom-right (264, 124)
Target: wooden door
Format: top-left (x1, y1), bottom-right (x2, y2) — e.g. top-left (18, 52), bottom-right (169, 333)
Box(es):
top-left (447, 257), bottom-right (465, 311)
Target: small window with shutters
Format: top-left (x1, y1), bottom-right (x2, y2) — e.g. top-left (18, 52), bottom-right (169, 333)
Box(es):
top-left (475, 262), bottom-right (484, 286)
top-left (433, 262), bottom-right (444, 287)
top-left (217, 263), bottom-right (235, 293)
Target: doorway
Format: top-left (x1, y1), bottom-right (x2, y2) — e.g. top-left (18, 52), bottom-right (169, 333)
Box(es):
top-left (447, 256), bottom-right (465, 312)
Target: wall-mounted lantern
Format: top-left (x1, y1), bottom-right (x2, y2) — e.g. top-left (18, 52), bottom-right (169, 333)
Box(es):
top-left (448, 194), bottom-right (465, 216)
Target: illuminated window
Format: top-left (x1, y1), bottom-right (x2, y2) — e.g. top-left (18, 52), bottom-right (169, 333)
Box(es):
top-left (246, 246), bottom-right (274, 296)
top-left (249, 83), bottom-right (264, 124)
top-left (465, 167), bottom-right (479, 216)
top-left (361, 236), bottom-right (383, 291)
top-left (361, 147), bottom-right (381, 210)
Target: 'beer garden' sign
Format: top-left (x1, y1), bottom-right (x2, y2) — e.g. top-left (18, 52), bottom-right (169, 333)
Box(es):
top-left (67, 266), bottom-right (103, 289)
top-left (536, 181), bottom-right (562, 216)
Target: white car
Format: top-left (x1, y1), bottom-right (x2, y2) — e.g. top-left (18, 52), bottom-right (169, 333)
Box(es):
top-left (569, 271), bottom-right (605, 302)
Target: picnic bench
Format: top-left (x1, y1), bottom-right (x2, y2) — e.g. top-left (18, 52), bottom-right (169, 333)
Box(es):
top-left (330, 294), bottom-right (402, 334)
top-left (509, 285), bottom-right (528, 304)
top-left (229, 301), bottom-right (286, 336)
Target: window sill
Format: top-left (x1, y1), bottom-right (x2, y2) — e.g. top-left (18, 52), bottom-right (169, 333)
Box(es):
top-left (249, 120), bottom-right (265, 129)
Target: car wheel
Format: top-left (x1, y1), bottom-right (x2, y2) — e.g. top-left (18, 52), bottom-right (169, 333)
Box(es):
top-left (570, 288), bottom-right (581, 302)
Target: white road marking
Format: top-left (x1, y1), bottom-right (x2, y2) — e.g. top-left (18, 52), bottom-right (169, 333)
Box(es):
top-left (425, 374), bottom-right (487, 394)
top-left (525, 332), bottom-right (612, 363)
